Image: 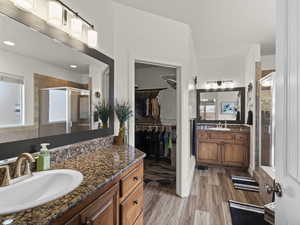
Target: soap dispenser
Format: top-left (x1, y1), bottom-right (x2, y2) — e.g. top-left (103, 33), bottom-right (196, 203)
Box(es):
top-left (37, 143), bottom-right (51, 171)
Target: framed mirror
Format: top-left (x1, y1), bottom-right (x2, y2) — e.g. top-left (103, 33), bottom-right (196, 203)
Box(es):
top-left (0, 1), bottom-right (114, 160)
top-left (196, 87), bottom-right (245, 124)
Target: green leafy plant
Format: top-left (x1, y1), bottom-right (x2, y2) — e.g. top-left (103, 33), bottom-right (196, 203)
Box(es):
top-left (94, 100), bottom-right (112, 128)
top-left (115, 101), bottom-right (133, 127)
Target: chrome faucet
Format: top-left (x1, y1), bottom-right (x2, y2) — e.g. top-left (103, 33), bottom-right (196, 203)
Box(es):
top-left (14, 153), bottom-right (35, 178)
top-left (0, 165), bottom-right (11, 187)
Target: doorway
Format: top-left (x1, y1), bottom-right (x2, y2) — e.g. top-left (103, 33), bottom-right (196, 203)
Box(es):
top-left (134, 61), bottom-right (178, 191)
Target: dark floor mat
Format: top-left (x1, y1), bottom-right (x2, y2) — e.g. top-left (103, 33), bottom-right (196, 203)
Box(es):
top-left (231, 175), bottom-right (259, 192)
top-left (229, 200), bottom-right (269, 225)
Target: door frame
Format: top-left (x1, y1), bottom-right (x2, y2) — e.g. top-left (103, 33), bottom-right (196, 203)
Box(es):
top-left (128, 56), bottom-right (183, 196)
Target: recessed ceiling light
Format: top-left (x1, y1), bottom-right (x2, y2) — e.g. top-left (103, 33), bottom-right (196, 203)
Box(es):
top-left (70, 65), bottom-right (78, 68)
top-left (3, 41), bottom-right (15, 46)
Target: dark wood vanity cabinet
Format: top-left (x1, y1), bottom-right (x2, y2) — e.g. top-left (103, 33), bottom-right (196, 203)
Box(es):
top-left (53, 161), bottom-right (144, 225)
top-left (80, 183), bottom-right (119, 225)
top-left (197, 130), bottom-right (249, 168)
top-left (65, 183), bottom-right (119, 225)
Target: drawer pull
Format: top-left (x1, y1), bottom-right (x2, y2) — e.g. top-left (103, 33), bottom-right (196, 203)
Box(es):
top-left (86, 220), bottom-right (92, 225)
top-left (133, 176), bottom-right (139, 181)
top-left (133, 200), bottom-right (139, 205)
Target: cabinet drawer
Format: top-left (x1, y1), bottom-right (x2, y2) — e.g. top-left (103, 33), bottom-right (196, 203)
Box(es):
top-left (121, 183), bottom-right (144, 225)
top-left (234, 134), bottom-right (249, 144)
top-left (198, 131), bottom-right (209, 140)
top-left (133, 213), bottom-right (143, 225)
top-left (209, 132), bottom-right (233, 141)
top-left (121, 163), bottom-right (143, 200)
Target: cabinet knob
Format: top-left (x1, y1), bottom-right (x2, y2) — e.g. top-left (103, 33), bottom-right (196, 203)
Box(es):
top-left (86, 220), bottom-right (92, 225)
top-left (133, 176), bottom-right (139, 181)
top-left (133, 200), bottom-right (139, 205)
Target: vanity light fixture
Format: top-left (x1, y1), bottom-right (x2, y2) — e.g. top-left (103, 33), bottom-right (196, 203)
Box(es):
top-left (48, 0), bottom-right (63, 26)
top-left (3, 41), bottom-right (15, 46)
top-left (14, 0), bottom-right (34, 10)
top-left (70, 65), bottom-right (78, 69)
top-left (87, 28), bottom-right (98, 48)
top-left (70, 15), bottom-right (83, 39)
top-left (223, 81), bottom-right (235, 89)
top-left (206, 80), bottom-right (234, 89)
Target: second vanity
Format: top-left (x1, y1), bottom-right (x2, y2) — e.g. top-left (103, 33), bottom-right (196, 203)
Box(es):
top-left (197, 124), bottom-right (250, 168)
top-left (0, 144), bottom-right (145, 225)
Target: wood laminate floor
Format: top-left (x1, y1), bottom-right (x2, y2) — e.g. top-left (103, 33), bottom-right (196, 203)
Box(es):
top-left (144, 167), bottom-right (264, 225)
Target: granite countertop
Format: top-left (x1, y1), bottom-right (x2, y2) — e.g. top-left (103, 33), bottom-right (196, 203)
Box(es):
top-left (0, 145), bottom-right (145, 225)
top-left (196, 128), bottom-right (250, 133)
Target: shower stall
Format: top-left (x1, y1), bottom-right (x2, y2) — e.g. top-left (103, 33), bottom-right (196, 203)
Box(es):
top-left (39, 87), bottom-right (90, 137)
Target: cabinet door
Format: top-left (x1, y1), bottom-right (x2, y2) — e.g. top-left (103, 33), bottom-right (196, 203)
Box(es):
top-left (197, 142), bottom-right (221, 164)
top-left (222, 144), bottom-right (248, 167)
top-left (80, 184), bottom-right (119, 225)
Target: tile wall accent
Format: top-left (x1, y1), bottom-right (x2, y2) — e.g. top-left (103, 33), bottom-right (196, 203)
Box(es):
top-left (0, 135), bottom-right (114, 182)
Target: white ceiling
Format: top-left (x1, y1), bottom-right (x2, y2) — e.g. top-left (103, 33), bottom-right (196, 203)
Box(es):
top-left (113, 0), bottom-right (276, 59)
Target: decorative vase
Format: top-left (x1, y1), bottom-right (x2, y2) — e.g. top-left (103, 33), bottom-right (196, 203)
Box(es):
top-left (102, 121), bottom-right (108, 129)
top-left (115, 122), bottom-right (125, 145)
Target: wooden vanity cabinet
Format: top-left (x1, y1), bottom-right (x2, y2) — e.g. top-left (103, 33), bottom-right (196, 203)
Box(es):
top-left (197, 130), bottom-right (249, 168)
top-left (52, 161), bottom-right (144, 225)
top-left (65, 183), bottom-right (119, 225)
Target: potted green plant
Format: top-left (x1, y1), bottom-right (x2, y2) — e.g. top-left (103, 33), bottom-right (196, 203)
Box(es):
top-left (114, 101), bottom-right (133, 145)
top-left (94, 100), bottom-right (112, 128)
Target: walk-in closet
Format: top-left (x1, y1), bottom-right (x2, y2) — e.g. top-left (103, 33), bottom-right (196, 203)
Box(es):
top-left (134, 62), bottom-right (177, 186)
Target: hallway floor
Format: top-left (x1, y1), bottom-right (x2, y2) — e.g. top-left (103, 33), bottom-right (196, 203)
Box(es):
top-left (144, 167), bottom-right (264, 225)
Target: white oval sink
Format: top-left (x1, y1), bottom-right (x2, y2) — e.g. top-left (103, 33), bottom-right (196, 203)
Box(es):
top-left (208, 127), bottom-right (231, 131)
top-left (0, 169), bottom-right (83, 215)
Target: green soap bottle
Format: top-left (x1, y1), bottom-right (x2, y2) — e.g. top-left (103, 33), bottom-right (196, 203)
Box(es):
top-left (37, 143), bottom-right (51, 171)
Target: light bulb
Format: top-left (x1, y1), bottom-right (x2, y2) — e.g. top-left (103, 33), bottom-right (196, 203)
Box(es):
top-left (87, 29), bottom-right (98, 48)
top-left (48, 1), bottom-right (63, 26)
top-left (71, 17), bottom-right (82, 39)
top-left (14, 0), bottom-right (34, 10)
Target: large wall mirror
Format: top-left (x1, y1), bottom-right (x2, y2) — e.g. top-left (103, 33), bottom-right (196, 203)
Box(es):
top-left (0, 1), bottom-right (114, 160)
top-left (196, 87), bottom-right (245, 124)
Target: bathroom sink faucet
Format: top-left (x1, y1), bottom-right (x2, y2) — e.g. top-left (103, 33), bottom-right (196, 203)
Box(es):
top-left (14, 153), bottom-right (35, 178)
top-left (0, 165), bottom-right (11, 187)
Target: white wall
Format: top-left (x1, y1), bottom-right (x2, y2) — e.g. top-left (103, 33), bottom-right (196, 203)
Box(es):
top-left (197, 55), bottom-right (246, 89)
top-left (0, 49), bottom-right (85, 125)
top-left (135, 66), bottom-right (177, 125)
top-left (113, 2), bottom-right (198, 197)
top-left (261, 54), bottom-right (276, 70)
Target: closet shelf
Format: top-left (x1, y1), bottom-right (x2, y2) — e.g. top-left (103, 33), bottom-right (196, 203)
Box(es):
top-left (135, 88), bottom-right (167, 92)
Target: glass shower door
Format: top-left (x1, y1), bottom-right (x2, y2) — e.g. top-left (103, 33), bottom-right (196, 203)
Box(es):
top-left (69, 89), bottom-right (90, 133)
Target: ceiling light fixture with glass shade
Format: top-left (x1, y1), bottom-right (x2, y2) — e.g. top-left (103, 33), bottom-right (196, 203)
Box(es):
top-left (14, 0), bottom-right (34, 11)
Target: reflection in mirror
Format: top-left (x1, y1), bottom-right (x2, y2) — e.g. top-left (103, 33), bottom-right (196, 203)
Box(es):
top-left (0, 13), bottom-right (110, 144)
top-left (199, 91), bottom-right (241, 121)
top-left (259, 74), bottom-right (274, 167)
